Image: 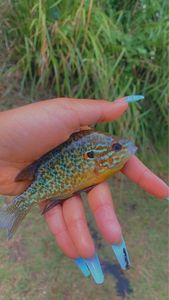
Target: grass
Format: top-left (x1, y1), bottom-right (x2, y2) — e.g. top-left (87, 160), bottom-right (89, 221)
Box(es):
top-left (1, 0), bottom-right (169, 149)
top-left (0, 154), bottom-right (168, 299)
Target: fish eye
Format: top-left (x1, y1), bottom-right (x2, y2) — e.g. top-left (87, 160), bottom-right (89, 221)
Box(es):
top-left (85, 150), bottom-right (95, 159)
top-left (112, 143), bottom-right (122, 152)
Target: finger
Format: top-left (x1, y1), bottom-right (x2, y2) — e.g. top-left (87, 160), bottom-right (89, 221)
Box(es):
top-left (61, 97), bottom-right (128, 128)
top-left (42, 202), bottom-right (104, 284)
top-left (62, 195), bottom-right (95, 258)
top-left (43, 204), bottom-right (79, 259)
top-left (121, 155), bottom-right (169, 199)
top-left (1, 97), bottom-right (129, 161)
top-left (59, 95), bottom-right (144, 128)
top-left (87, 182), bottom-right (131, 270)
top-left (87, 182), bottom-right (122, 244)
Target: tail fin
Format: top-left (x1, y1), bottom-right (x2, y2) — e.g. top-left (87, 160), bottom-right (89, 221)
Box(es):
top-left (0, 196), bottom-right (31, 239)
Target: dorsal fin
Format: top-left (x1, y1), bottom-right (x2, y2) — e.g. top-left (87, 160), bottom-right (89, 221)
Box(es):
top-left (15, 162), bottom-right (38, 182)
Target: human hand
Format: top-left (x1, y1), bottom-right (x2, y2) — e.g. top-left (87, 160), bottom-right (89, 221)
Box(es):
top-left (0, 96), bottom-right (168, 284)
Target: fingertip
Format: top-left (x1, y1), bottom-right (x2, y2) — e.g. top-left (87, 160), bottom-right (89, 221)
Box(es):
top-left (122, 156), bottom-right (169, 199)
top-left (93, 212), bottom-right (122, 245)
top-left (109, 98), bottom-right (128, 120)
top-left (67, 218), bottom-right (95, 259)
top-left (77, 236), bottom-right (95, 259)
top-left (105, 222), bottom-right (122, 245)
top-left (113, 98), bottom-right (127, 105)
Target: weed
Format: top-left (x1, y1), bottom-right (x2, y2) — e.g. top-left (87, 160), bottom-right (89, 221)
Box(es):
top-left (1, 0), bottom-right (169, 148)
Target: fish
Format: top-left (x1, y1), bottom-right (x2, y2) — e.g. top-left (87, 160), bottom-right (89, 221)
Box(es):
top-left (0, 130), bottom-right (137, 239)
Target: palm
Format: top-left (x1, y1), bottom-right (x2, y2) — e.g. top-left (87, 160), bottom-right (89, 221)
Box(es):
top-left (0, 97), bottom-right (126, 195)
top-left (0, 99), bottom-right (84, 195)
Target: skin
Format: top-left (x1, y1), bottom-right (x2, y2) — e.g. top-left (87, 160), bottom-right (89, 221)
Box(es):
top-left (0, 97), bottom-right (168, 259)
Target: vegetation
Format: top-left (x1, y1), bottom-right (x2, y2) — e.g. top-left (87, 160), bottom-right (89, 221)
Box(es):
top-left (1, 0), bottom-right (168, 149)
top-left (0, 167), bottom-right (168, 299)
top-left (0, 2), bottom-right (168, 299)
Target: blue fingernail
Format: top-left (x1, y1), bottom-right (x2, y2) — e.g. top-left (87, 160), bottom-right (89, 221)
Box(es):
top-left (166, 196), bottom-right (169, 201)
top-left (84, 254), bottom-right (104, 284)
top-left (124, 95), bottom-right (144, 103)
top-left (74, 257), bottom-right (91, 277)
top-left (112, 237), bottom-right (131, 270)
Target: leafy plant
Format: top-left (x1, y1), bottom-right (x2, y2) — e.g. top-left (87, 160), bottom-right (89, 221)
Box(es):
top-left (1, 0), bottom-right (169, 148)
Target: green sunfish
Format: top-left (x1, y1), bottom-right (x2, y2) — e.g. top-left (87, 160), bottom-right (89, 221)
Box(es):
top-left (0, 130), bottom-right (137, 239)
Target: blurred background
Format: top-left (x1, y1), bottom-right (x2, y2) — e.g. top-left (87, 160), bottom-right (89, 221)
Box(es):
top-left (0, 1), bottom-right (168, 299)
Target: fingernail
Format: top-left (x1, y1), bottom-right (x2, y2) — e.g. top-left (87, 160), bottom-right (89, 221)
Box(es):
top-left (112, 237), bottom-right (131, 270)
top-left (165, 196), bottom-right (169, 201)
top-left (84, 254), bottom-right (104, 284)
top-left (74, 257), bottom-right (91, 277)
top-left (124, 95), bottom-right (144, 103)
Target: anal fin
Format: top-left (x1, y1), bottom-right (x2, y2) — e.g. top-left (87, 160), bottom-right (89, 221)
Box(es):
top-left (41, 198), bottom-right (64, 215)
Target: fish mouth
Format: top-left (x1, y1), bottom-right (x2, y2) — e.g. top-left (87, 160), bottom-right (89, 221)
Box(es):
top-left (127, 142), bottom-right (138, 155)
top-left (120, 139), bottom-right (138, 155)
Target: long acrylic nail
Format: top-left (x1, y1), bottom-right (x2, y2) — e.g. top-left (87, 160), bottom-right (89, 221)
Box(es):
top-left (74, 257), bottom-right (91, 277)
top-left (84, 254), bottom-right (104, 284)
top-left (124, 95), bottom-right (144, 103)
top-left (165, 196), bottom-right (169, 201)
top-left (112, 237), bottom-right (130, 270)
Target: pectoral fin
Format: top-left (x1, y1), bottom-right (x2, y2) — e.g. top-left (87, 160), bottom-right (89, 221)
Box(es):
top-left (15, 162), bottom-right (39, 181)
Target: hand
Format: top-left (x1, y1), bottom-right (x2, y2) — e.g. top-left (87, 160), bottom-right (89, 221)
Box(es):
top-left (0, 97), bottom-right (168, 284)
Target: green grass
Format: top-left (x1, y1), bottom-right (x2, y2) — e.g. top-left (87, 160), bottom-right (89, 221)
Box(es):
top-left (0, 3), bottom-right (168, 298)
top-left (0, 154), bottom-right (168, 300)
top-left (1, 0), bottom-right (169, 148)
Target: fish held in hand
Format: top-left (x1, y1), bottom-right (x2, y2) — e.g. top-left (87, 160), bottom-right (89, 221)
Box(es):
top-left (0, 130), bottom-right (137, 239)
